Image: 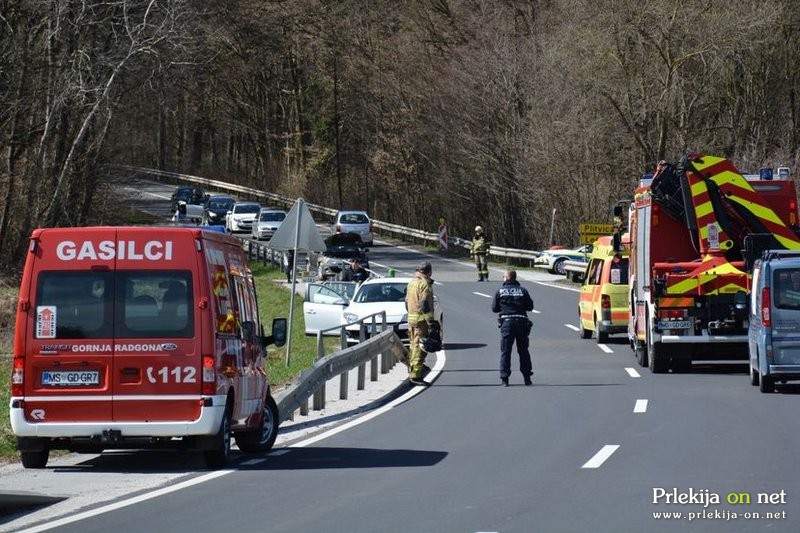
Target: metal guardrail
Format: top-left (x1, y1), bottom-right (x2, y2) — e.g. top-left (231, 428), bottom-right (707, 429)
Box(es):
top-left (115, 165), bottom-right (544, 265)
top-left (563, 260), bottom-right (587, 282)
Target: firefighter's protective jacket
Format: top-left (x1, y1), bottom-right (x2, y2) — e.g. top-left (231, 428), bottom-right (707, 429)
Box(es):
top-left (471, 234), bottom-right (490, 255)
top-left (406, 271), bottom-right (434, 325)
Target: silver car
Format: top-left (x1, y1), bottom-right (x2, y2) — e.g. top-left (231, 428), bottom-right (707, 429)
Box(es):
top-left (225, 201), bottom-right (261, 233)
top-left (332, 210), bottom-right (374, 247)
top-left (251, 208), bottom-right (287, 240)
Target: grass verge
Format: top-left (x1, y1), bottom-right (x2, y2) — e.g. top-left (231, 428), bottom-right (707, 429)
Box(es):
top-left (0, 263), bottom-right (337, 462)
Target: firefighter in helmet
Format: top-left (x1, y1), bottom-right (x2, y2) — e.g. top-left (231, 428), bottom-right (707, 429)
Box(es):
top-left (405, 261), bottom-right (436, 386)
top-left (470, 225), bottom-right (491, 281)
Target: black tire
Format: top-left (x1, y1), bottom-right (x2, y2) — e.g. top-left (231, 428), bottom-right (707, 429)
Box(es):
top-left (553, 258), bottom-right (566, 275)
top-left (579, 319), bottom-right (592, 339)
top-left (759, 372), bottom-right (774, 393)
top-left (750, 364), bottom-right (760, 386)
top-left (595, 316), bottom-right (608, 344)
top-left (635, 343), bottom-right (648, 367)
top-left (21, 448), bottom-right (49, 469)
top-left (648, 335), bottom-right (669, 374)
top-left (204, 409), bottom-right (232, 469)
top-left (235, 395), bottom-right (280, 454)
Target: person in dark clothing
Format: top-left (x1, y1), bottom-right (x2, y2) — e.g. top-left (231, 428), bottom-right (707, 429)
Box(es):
top-left (340, 258), bottom-right (369, 283)
top-left (491, 269), bottom-right (534, 386)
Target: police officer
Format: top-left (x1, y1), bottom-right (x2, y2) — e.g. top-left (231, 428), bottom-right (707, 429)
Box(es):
top-left (491, 269), bottom-right (534, 386)
top-left (470, 226), bottom-right (490, 281)
top-left (405, 261), bottom-right (436, 386)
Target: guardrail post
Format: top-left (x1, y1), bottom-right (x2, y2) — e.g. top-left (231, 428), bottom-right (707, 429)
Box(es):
top-left (339, 329), bottom-right (348, 400)
top-left (313, 332), bottom-right (326, 410)
top-left (378, 315), bottom-right (390, 374)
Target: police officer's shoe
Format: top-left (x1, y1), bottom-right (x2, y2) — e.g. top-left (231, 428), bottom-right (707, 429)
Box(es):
top-left (501, 377), bottom-right (509, 387)
top-left (524, 376), bottom-right (533, 386)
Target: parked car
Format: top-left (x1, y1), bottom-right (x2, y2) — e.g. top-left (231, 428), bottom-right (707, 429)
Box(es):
top-left (170, 185), bottom-right (205, 213)
top-left (748, 249), bottom-right (800, 393)
top-left (225, 201), bottom-right (261, 233)
top-left (203, 194), bottom-right (236, 226)
top-left (302, 277), bottom-right (443, 345)
top-left (534, 243), bottom-right (592, 275)
top-left (251, 208), bottom-right (288, 240)
top-left (332, 210), bottom-right (374, 247)
top-left (312, 233), bottom-right (369, 281)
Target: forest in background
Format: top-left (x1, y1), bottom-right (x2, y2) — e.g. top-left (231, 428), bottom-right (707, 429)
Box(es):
top-left (3, 0), bottom-right (800, 272)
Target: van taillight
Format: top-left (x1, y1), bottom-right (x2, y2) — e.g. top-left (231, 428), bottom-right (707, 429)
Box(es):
top-left (790, 199), bottom-right (797, 226)
top-left (761, 287), bottom-right (771, 327)
top-left (11, 356), bottom-right (24, 396)
top-left (202, 355), bottom-right (216, 395)
top-left (601, 294), bottom-right (611, 309)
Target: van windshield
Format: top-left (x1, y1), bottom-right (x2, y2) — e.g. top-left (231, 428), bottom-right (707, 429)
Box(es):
top-left (35, 271), bottom-right (193, 339)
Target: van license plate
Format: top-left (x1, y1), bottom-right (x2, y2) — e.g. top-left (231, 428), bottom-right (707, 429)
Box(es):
top-left (42, 370), bottom-right (100, 387)
top-left (658, 320), bottom-right (692, 330)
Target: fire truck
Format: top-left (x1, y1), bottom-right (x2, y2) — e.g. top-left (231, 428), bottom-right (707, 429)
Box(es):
top-left (627, 154), bottom-right (800, 373)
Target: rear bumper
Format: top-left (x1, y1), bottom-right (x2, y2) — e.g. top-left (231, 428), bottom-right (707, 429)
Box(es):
top-left (9, 395), bottom-right (226, 438)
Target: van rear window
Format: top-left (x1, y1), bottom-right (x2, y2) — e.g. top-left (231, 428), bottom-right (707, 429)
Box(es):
top-left (609, 258), bottom-right (629, 285)
top-left (35, 271), bottom-right (193, 339)
top-left (775, 269), bottom-right (800, 310)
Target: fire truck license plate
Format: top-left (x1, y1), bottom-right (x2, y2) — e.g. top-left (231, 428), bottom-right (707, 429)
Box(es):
top-left (42, 370), bottom-right (100, 387)
top-left (658, 320), bottom-right (692, 330)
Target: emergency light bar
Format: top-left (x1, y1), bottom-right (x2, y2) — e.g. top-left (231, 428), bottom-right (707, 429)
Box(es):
top-left (760, 168), bottom-right (773, 180)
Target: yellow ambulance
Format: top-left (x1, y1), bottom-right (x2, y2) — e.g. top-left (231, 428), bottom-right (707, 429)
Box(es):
top-left (578, 234), bottom-right (630, 343)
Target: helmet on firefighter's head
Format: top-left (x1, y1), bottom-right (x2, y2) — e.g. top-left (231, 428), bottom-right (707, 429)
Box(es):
top-left (417, 261), bottom-right (432, 275)
top-left (474, 225), bottom-right (483, 233)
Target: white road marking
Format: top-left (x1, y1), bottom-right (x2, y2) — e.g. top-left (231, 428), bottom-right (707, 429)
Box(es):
top-left (634, 399), bottom-right (648, 413)
top-left (531, 309), bottom-right (541, 314)
top-left (565, 324), bottom-right (579, 331)
top-left (581, 445), bottom-right (620, 469)
top-left (474, 292), bottom-right (492, 298)
top-left (598, 344), bottom-right (613, 354)
top-left (625, 367), bottom-right (641, 378)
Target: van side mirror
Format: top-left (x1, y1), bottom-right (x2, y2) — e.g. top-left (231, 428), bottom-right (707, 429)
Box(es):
top-left (262, 317), bottom-right (287, 347)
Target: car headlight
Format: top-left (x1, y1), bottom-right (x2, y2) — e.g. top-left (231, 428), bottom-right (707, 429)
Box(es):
top-left (401, 313), bottom-right (408, 322)
top-left (343, 312), bottom-right (359, 324)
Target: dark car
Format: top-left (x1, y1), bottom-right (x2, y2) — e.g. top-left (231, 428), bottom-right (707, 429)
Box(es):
top-left (315, 233), bottom-right (369, 280)
top-left (203, 194), bottom-right (236, 226)
top-left (170, 185), bottom-right (206, 213)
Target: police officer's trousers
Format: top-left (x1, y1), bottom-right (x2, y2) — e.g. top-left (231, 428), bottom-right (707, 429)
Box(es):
top-left (499, 318), bottom-right (532, 379)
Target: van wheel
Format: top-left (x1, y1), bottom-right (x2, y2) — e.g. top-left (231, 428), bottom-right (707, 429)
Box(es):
top-left (759, 373), bottom-right (774, 393)
top-left (204, 410), bottom-right (231, 469)
top-left (750, 365), bottom-right (760, 386)
top-left (235, 395), bottom-right (279, 453)
top-left (21, 448), bottom-right (49, 469)
top-left (579, 320), bottom-right (592, 339)
top-left (595, 317), bottom-right (608, 344)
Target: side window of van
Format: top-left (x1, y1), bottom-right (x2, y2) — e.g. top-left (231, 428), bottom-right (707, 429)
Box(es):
top-left (585, 260), bottom-right (602, 286)
top-left (232, 276), bottom-right (259, 327)
top-left (36, 271), bottom-right (113, 339)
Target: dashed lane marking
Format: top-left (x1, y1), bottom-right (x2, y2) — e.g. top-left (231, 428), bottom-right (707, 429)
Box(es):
top-left (564, 324), bottom-right (579, 331)
top-left (581, 445), bottom-right (620, 469)
top-left (598, 344), bottom-right (613, 354)
top-left (474, 292), bottom-right (492, 298)
top-left (625, 367), bottom-right (641, 378)
top-left (634, 399), bottom-right (648, 413)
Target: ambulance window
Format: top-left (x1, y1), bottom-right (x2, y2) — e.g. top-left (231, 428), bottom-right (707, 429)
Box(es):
top-left (36, 271), bottom-right (113, 339)
top-left (609, 257), bottom-right (629, 285)
top-left (116, 271), bottom-right (193, 338)
top-left (585, 260), bottom-right (602, 286)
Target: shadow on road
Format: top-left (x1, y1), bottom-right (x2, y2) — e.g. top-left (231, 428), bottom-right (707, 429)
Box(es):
top-left (248, 447), bottom-right (448, 470)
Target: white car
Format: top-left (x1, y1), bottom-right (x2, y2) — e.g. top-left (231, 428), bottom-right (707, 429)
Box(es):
top-left (225, 201), bottom-right (261, 233)
top-left (533, 243), bottom-right (592, 275)
top-left (302, 277), bottom-right (443, 345)
top-left (251, 208), bottom-right (287, 240)
top-left (332, 210), bottom-right (374, 247)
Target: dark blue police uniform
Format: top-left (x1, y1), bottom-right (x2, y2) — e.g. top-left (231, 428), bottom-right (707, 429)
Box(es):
top-left (491, 278), bottom-right (534, 385)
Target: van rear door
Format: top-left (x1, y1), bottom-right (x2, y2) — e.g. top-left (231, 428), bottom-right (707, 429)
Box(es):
top-left (770, 266), bottom-right (800, 366)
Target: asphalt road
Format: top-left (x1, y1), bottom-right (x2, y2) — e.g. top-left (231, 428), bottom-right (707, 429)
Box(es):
top-left (3, 181), bottom-right (800, 532)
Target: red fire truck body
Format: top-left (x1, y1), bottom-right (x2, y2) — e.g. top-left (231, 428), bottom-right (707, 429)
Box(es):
top-left (628, 155), bottom-right (800, 372)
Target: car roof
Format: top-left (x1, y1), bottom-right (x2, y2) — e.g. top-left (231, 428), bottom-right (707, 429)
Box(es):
top-left (259, 207), bottom-right (287, 212)
top-left (234, 201), bottom-right (260, 206)
top-left (359, 277), bottom-right (412, 285)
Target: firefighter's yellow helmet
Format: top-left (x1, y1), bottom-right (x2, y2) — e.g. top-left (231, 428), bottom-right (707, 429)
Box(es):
top-left (474, 225), bottom-right (483, 233)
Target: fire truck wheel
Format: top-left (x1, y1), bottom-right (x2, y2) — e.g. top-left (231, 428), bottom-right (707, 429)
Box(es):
top-left (635, 343), bottom-right (648, 367)
top-left (647, 338), bottom-right (669, 374)
top-left (20, 448), bottom-right (49, 469)
top-left (749, 365), bottom-right (759, 386)
top-left (204, 409), bottom-right (232, 469)
top-left (235, 395), bottom-right (280, 453)
top-left (759, 373), bottom-right (774, 393)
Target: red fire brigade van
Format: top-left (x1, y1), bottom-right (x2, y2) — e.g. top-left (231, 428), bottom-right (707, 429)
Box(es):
top-left (9, 226), bottom-right (287, 469)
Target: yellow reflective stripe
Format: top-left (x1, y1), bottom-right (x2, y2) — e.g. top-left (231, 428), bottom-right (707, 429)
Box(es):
top-left (658, 297), bottom-right (694, 307)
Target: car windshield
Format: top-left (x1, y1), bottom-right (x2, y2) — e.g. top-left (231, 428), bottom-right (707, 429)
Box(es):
top-left (325, 245), bottom-right (362, 257)
top-left (340, 213), bottom-right (369, 224)
top-left (235, 204), bottom-right (260, 214)
top-left (352, 283), bottom-right (407, 303)
top-left (260, 212), bottom-right (286, 222)
top-left (209, 198), bottom-right (234, 209)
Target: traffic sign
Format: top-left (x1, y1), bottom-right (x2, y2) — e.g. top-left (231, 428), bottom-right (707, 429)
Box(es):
top-left (579, 223), bottom-right (615, 234)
